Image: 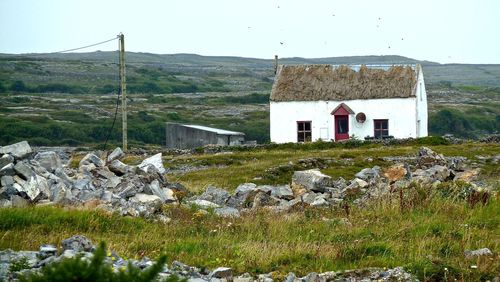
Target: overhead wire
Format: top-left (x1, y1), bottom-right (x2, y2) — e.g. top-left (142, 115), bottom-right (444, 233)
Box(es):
top-left (51, 36), bottom-right (119, 54)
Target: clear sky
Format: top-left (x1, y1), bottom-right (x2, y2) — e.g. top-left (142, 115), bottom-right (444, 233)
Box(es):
top-left (1, 0), bottom-right (499, 64)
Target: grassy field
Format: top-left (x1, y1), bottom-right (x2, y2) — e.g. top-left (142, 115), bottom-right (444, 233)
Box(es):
top-left (1, 142), bottom-right (499, 280)
top-left (164, 141), bottom-right (500, 193)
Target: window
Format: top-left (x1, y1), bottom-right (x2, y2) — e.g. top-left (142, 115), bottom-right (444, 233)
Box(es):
top-left (297, 121), bottom-right (312, 142)
top-left (374, 119), bottom-right (389, 138)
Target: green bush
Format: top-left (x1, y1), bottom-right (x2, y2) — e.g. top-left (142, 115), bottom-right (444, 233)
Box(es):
top-left (20, 242), bottom-right (184, 282)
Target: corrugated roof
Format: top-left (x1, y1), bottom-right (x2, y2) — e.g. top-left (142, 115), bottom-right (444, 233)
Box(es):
top-left (183, 125), bottom-right (245, 135)
top-left (270, 64), bottom-right (419, 102)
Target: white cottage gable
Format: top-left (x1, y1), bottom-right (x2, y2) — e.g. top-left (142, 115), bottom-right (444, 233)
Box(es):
top-left (269, 64), bottom-right (428, 143)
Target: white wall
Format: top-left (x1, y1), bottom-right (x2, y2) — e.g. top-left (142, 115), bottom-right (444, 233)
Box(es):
top-left (415, 65), bottom-right (428, 137)
top-left (270, 98), bottom-right (420, 143)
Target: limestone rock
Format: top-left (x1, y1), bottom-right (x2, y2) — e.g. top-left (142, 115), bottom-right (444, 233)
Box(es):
top-left (210, 267), bottom-right (233, 279)
top-left (354, 166), bottom-right (381, 181)
top-left (215, 207), bottom-right (240, 218)
top-left (34, 151), bottom-right (62, 173)
top-left (226, 183), bottom-right (257, 209)
top-left (0, 154), bottom-right (14, 170)
top-left (252, 191), bottom-right (279, 209)
top-left (61, 235), bottom-right (95, 252)
top-left (108, 159), bottom-right (132, 176)
top-left (79, 153), bottom-right (105, 168)
top-left (0, 163), bottom-right (15, 177)
top-left (138, 153), bottom-right (165, 174)
top-left (0, 141), bottom-right (32, 159)
top-left (198, 185), bottom-right (230, 205)
top-left (418, 146), bottom-right (447, 168)
top-left (187, 199), bottom-right (220, 209)
top-left (14, 161), bottom-right (34, 180)
top-left (107, 147), bottom-right (124, 162)
top-left (292, 169), bottom-right (333, 193)
top-left (270, 185), bottom-right (294, 200)
top-left (464, 248), bottom-right (493, 259)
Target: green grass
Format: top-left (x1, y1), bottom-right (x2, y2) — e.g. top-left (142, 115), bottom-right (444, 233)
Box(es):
top-left (167, 142), bottom-right (500, 192)
top-left (0, 194), bottom-right (498, 280)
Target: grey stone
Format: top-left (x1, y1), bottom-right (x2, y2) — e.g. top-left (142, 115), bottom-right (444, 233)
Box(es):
top-left (292, 169), bottom-right (333, 192)
top-left (0, 163), bottom-right (15, 177)
top-left (138, 153), bottom-right (165, 174)
top-left (34, 151), bottom-right (62, 173)
top-left (187, 199), bottom-right (220, 209)
top-left (0, 185), bottom-right (17, 200)
top-left (101, 190), bottom-right (113, 202)
top-left (210, 267), bottom-right (232, 279)
top-left (418, 146), bottom-right (447, 168)
top-left (226, 183), bottom-right (257, 209)
top-left (0, 154), bottom-right (14, 169)
top-left (310, 197), bottom-right (328, 207)
top-left (464, 248), bottom-right (493, 259)
top-left (130, 193), bottom-right (162, 207)
top-left (61, 235), bottom-right (95, 252)
top-left (145, 180), bottom-right (176, 203)
top-left (73, 178), bottom-right (93, 190)
top-left (215, 207), bottom-right (240, 217)
top-left (50, 182), bottom-right (72, 203)
top-left (107, 147), bottom-right (124, 162)
top-left (252, 191), bottom-right (280, 208)
top-left (79, 153), bottom-right (105, 168)
top-left (109, 159), bottom-right (132, 176)
top-left (39, 244), bottom-right (57, 259)
top-left (116, 181), bottom-right (140, 198)
top-left (0, 141), bottom-right (32, 159)
top-left (14, 161), bottom-right (34, 180)
top-left (11, 195), bottom-right (29, 207)
top-left (270, 185), bottom-right (294, 200)
top-left (354, 166), bottom-right (381, 181)
top-left (1, 175), bottom-right (14, 187)
top-left (198, 185), bottom-right (231, 205)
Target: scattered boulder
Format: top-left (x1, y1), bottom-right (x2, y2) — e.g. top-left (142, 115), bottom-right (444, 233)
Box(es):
top-left (0, 163), bottom-right (15, 177)
top-left (226, 183), bottom-right (257, 209)
top-left (138, 153), bottom-right (165, 174)
top-left (215, 207), bottom-right (240, 217)
top-left (0, 141), bottom-right (32, 159)
top-left (210, 267), bottom-right (233, 279)
top-left (464, 248), bottom-right (493, 259)
top-left (418, 146), bottom-right (447, 168)
top-left (198, 185), bottom-right (231, 206)
top-left (79, 153), bottom-right (105, 168)
top-left (34, 151), bottom-right (62, 173)
top-left (354, 166), bottom-right (381, 181)
top-left (187, 199), bottom-right (220, 209)
top-left (108, 159), bottom-right (132, 176)
top-left (107, 147), bottom-right (124, 163)
top-left (0, 154), bottom-right (14, 170)
top-left (61, 235), bottom-right (95, 252)
top-left (292, 169), bottom-right (333, 193)
top-left (252, 191), bottom-right (280, 209)
top-left (14, 162), bottom-right (34, 180)
top-left (270, 185), bottom-right (294, 200)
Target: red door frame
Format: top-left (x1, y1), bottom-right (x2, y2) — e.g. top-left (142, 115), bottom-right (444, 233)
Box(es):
top-left (331, 103), bottom-right (352, 141)
top-left (334, 115), bottom-right (349, 141)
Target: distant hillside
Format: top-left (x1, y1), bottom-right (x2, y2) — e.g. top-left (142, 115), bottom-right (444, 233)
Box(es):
top-left (1, 52), bottom-right (500, 90)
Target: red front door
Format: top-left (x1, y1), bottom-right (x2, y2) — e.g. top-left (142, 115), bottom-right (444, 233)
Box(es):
top-left (335, 115), bottom-right (349, 140)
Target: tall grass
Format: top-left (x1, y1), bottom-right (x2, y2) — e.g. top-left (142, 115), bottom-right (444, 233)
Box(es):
top-left (0, 192), bottom-right (498, 280)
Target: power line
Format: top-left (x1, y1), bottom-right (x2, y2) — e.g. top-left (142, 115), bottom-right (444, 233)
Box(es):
top-left (51, 36), bottom-right (119, 54)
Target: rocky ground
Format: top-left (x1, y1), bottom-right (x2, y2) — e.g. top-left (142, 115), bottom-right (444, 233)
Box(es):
top-left (0, 140), bottom-right (498, 281)
top-left (1, 235), bottom-right (418, 281)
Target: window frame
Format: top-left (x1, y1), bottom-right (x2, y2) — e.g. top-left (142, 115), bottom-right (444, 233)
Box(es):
top-left (297, 121), bottom-right (312, 142)
top-left (373, 119), bottom-right (389, 138)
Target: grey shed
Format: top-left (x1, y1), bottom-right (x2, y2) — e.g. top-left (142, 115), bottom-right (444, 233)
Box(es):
top-left (166, 123), bottom-right (245, 149)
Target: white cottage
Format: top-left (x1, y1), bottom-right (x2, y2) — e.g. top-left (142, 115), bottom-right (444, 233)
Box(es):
top-left (270, 64), bottom-right (428, 143)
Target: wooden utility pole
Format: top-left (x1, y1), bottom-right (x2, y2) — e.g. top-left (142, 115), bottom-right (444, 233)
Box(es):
top-left (119, 33), bottom-right (127, 152)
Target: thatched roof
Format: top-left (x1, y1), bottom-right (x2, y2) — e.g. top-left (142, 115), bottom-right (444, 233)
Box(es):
top-left (270, 64), bottom-right (418, 102)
